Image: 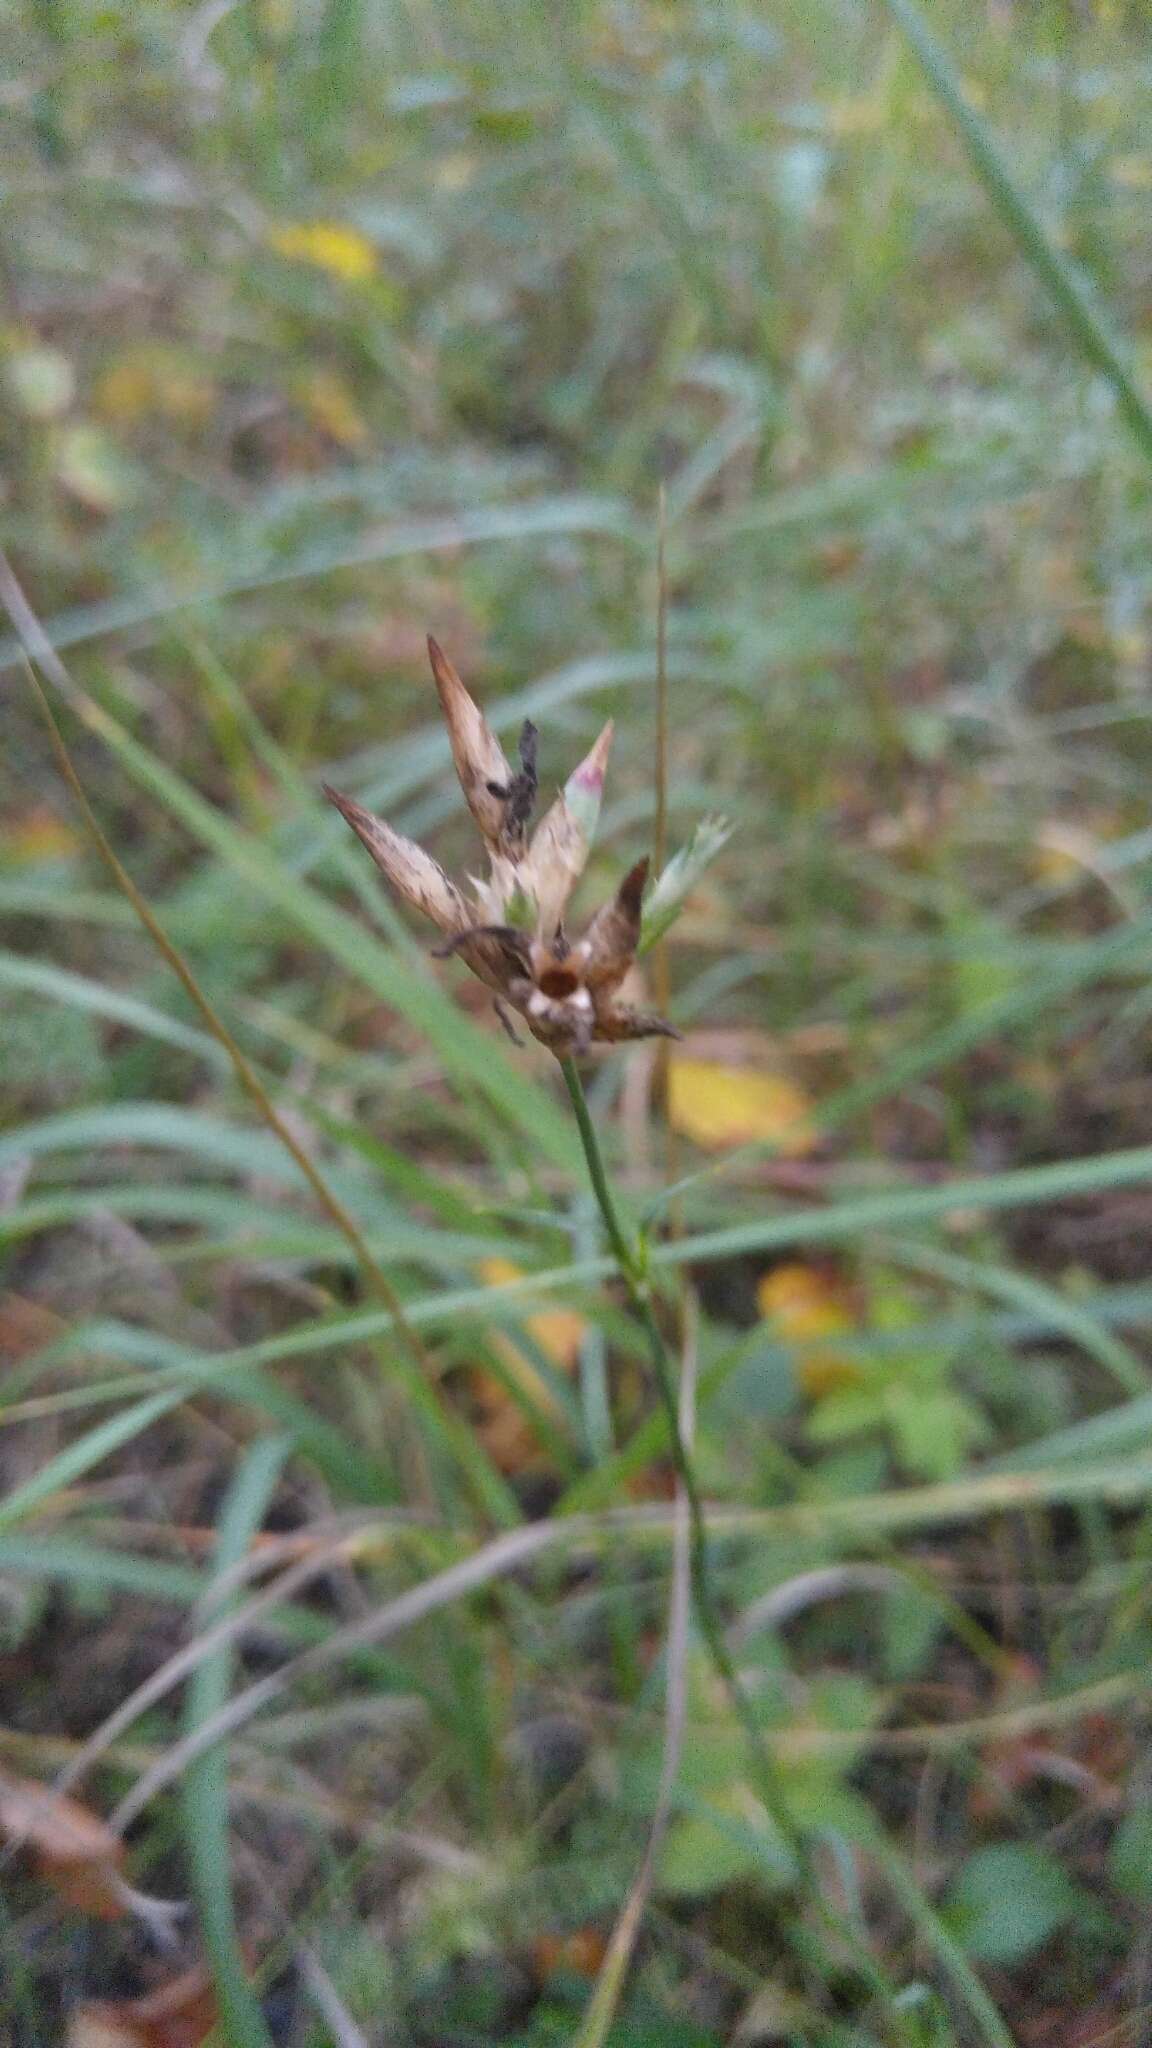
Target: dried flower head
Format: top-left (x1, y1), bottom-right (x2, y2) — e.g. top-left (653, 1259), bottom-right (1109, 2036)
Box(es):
top-left (324, 637), bottom-right (680, 1056)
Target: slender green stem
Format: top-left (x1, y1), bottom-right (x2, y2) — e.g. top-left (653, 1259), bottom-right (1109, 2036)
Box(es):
top-left (559, 1057), bottom-right (927, 2035)
top-left (560, 1058), bottom-right (637, 1275)
top-left (558, 1056), bottom-right (803, 1851)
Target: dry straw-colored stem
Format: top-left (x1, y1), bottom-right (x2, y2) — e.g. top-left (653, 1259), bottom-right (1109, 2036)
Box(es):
top-left (651, 489), bottom-right (678, 1190)
top-left (0, 551), bottom-right (474, 1487)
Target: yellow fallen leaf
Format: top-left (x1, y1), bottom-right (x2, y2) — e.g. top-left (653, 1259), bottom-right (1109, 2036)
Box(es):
top-left (756, 1262), bottom-right (862, 1399)
top-left (1030, 820), bottom-right (1101, 888)
top-left (296, 368), bottom-right (368, 448)
top-left (478, 1257), bottom-right (586, 1371)
top-left (667, 1058), bottom-right (814, 1155)
top-left (269, 220), bottom-right (378, 283)
top-left (95, 346), bottom-right (214, 428)
top-left (7, 803), bottom-right (80, 864)
top-left (756, 1262), bottom-right (853, 1342)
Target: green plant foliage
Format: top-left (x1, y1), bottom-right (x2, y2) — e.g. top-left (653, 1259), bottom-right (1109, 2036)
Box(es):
top-left (5, 0), bottom-right (1152, 2039)
top-left (943, 1845), bottom-right (1081, 1967)
top-left (1109, 1801), bottom-right (1152, 1906)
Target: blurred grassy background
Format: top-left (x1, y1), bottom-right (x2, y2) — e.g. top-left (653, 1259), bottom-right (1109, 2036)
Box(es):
top-left (5, 2), bottom-right (1152, 2043)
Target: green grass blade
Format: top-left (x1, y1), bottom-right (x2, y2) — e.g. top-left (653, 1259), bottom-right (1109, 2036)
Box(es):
top-left (0, 1537), bottom-right (205, 1604)
top-left (650, 1143), bottom-right (1152, 1271)
top-left (0, 1101), bottom-right (352, 1186)
top-left (985, 1393), bottom-right (1152, 1475)
top-left (0, 496), bottom-right (641, 677)
top-left (60, 689), bottom-right (578, 1169)
top-left (58, 1139), bottom-right (1152, 1393)
top-left (885, 1239), bottom-right (1152, 1398)
top-left (0, 1392), bottom-right (183, 1535)
top-left (882, 0), bottom-right (1152, 463)
top-left (11, 1319), bottom-right (399, 1503)
top-left (0, 951), bottom-right (229, 1070)
top-left (181, 1434), bottom-right (290, 2048)
top-left (864, 1822), bottom-right (1016, 2048)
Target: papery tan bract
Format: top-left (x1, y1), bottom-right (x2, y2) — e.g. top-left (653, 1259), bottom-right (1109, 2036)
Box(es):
top-left (325, 639), bottom-right (677, 1056)
top-left (322, 786), bottom-right (468, 936)
top-left (426, 634), bottom-right (515, 851)
top-left (519, 718), bottom-right (614, 939)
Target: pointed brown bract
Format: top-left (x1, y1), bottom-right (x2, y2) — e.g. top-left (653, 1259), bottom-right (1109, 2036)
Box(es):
top-left (592, 1001), bottom-right (681, 1044)
top-left (426, 635), bottom-right (513, 850)
top-left (578, 856), bottom-right (648, 993)
top-left (323, 784), bottom-right (467, 935)
top-left (435, 922), bottom-right (535, 1001)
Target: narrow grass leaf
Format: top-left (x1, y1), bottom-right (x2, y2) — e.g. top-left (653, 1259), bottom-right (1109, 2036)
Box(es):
top-left (0, 953), bottom-right (228, 1071)
top-left (0, 497), bottom-right (641, 677)
top-left (0, 1393), bottom-right (183, 1536)
top-left (885, 1239), bottom-right (1152, 1397)
top-left (865, 1822), bottom-right (1017, 2048)
top-left (651, 1143), bottom-right (1152, 1270)
top-left (0, 1539), bottom-right (204, 1605)
top-left (181, 1435), bottom-right (289, 2048)
top-left (883, 0), bottom-right (1152, 464)
top-left (64, 687), bottom-right (577, 1168)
